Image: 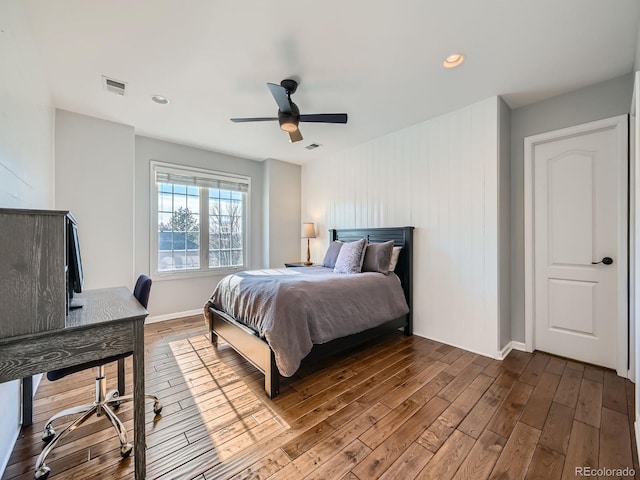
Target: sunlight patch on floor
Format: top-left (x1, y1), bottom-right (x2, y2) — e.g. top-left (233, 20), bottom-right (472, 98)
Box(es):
top-left (167, 337), bottom-right (288, 461)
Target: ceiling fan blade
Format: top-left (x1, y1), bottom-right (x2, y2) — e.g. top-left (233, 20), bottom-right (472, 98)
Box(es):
top-left (289, 129), bottom-right (303, 143)
top-left (230, 117), bottom-right (278, 123)
top-left (267, 83), bottom-right (292, 114)
top-left (299, 113), bottom-right (348, 124)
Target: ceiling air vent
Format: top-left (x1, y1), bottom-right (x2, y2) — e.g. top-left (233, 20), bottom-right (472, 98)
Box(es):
top-left (102, 76), bottom-right (127, 95)
top-left (305, 143), bottom-right (321, 150)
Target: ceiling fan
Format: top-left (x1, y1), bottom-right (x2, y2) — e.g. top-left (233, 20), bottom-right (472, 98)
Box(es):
top-left (230, 79), bottom-right (348, 143)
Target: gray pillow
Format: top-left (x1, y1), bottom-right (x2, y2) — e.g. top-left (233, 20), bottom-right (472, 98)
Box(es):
top-left (322, 241), bottom-right (343, 268)
top-left (362, 240), bottom-right (394, 274)
top-left (333, 238), bottom-right (367, 274)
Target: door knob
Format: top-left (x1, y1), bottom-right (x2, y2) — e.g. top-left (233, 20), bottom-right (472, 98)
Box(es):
top-left (591, 257), bottom-right (613, 265)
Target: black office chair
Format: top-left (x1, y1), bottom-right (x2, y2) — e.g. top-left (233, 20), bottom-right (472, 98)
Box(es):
top-left (34, 275), bottom-right (162, 480)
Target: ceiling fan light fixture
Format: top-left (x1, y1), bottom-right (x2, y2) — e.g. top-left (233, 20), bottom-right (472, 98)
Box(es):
top-left (289, 128), bottom-right (303, 143)
top-left (443, 53), bottom-right (465, 69)
top-left (280, 120), bottom-right (298, 133)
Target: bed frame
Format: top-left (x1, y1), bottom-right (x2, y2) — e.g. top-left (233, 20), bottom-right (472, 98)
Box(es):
top-left (206, 226), bottom-right (414, 398)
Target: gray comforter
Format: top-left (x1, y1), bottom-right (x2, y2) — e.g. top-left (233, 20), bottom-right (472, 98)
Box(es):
top-left (204, 266), bottom-right (409, 377)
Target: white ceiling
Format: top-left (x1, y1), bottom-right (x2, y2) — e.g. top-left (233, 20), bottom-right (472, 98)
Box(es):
top-left (22, 0), bottom-right (640, 164)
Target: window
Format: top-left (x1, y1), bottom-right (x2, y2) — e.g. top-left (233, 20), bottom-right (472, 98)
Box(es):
top-left (151, 162), bottom-right (250, 276)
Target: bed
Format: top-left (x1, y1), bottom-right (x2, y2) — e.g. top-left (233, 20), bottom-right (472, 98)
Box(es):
top-left (204, 226), bottom-right (414, 398)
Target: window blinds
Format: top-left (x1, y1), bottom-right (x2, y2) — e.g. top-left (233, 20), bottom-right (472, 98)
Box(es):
top-left (155, 167), bottom-right (249, 193)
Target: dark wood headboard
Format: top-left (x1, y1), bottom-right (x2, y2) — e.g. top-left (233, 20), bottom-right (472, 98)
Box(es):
top-left (329, 226), bottom-right (414, 334)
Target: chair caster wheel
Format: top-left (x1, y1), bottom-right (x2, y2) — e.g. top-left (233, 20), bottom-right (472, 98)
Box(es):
top-left (111, 391), bottom-right (121, 409)
top-left (34, 464), bottom-right (51, 480)
top-left (42, 427), bottom-right (55, 444)
top-left (153, 401), bottom-right (162, 415)
top-left (120, 443), bottom-right (133, 458)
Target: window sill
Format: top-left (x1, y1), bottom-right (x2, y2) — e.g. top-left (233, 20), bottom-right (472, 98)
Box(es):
top-left (151, 267), bottom-right (244, 282)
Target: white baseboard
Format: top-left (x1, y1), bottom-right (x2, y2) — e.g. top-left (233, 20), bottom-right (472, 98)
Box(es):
top-left (403, 331), bottom-right (531, 362)
top-left (496, 341), bottom-right (527, 360)
top-left (497, 342), bottom-right (512, 360)
top-left (636, 421), bottom-right (640, 468)
top-left (0, 422), bottom-right (19, 479)
top-left (0, 373), bottom-right (42, 478)
top-left (145, 309), bottom-right (203, 324)
top-left (413, 331), bottom-right (509, 360)
top-left (413, 332), bottom-right (492, 358)
top-left (33, 373), bottom-right (42, 392)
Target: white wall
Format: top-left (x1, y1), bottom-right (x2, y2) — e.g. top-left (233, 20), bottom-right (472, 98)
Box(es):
top-left (633, 71), bottom-right (640, 462)
top-left (134, 136), bottom-right (265, 319)
top-left (635, 25), bottom-right (640, 72)
top-left (302, 96), bottom-right (506, 357)
top-left (0, 4), bottom-right (53, 208)
top-left (55, 110), bottom-right (135, 290)
top-left (54, 123), bottom-right (300, 321)
top-left (263, 158), bottom-right (301, 268)
top-left (498, 98), bottom-right (512, 350)
top-left (510, 74), bottom-right (634, 342)
top-left (631, 72), bottom-right (640, 453)
top-left (0, 0), bottom-right (54, 473)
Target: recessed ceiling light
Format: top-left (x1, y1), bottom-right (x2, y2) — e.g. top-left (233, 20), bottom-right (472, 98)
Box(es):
top-left (151, 95), bottom-right (169, 105)
top-left (443, 53), bottom-right (465, 69)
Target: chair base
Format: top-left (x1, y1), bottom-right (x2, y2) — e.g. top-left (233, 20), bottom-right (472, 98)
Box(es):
top-left (35, 367), bottom-right (161, 480)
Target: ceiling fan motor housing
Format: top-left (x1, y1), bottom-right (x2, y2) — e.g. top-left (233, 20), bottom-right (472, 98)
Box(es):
top-left (280, 79), bottom-right (298, 95)
top-left (278, 101), bottom-right (300, 132)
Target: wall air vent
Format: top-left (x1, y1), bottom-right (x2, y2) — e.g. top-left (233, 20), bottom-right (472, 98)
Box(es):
top-left (102, 76), bottom-right (127, 95)
top-left (305, 143), bottom-right (321, 150)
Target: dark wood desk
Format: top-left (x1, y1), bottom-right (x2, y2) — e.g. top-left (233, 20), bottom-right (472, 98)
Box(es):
top-left (0, 287), bottom-right (148, 479)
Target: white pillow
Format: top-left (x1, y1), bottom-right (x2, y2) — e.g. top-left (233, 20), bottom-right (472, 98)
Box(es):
top-left (333, 238), bottom-right (367, 274)
top-left (388, 246), bottom-right (402, 272)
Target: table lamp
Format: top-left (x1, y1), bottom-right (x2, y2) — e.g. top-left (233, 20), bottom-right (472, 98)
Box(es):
top-left (302, 222), bottom-right (316, 265)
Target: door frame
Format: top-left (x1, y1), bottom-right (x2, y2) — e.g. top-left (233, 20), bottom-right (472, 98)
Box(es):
top-left (524, 115), bottom-right (629, 377)
top-left (632, 70), bottom-right (640, 467)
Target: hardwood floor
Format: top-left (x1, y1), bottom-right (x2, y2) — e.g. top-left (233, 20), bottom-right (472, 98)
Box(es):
top-left (3, 316), bottom-right (638, 479)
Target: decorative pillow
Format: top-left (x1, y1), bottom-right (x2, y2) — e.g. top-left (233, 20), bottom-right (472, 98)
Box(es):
top-left (362, 240), bottom-right (394, 274)
top-left (388, 246), bottom-right (402, 272)
top-left (333, 238), bottom-right (367, 274)
top-left (321, 241), bottom-right (344, 268)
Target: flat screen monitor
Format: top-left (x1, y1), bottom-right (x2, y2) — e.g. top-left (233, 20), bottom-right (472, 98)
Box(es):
top-left (67, 214), bottom-right (84, 309)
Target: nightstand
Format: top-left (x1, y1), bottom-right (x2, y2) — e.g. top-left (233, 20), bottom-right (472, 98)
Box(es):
top-left (284, 262), bottom-right (316, 267)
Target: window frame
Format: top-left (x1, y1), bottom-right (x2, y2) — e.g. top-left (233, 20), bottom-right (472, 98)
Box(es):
top-left (150, 160), bottom-right (251, 280)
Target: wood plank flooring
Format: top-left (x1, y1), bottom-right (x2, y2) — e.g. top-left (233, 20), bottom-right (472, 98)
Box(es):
top-left (3, 316), bottom-right (638, 479)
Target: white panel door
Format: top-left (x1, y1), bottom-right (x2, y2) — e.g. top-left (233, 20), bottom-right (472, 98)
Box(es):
top-left (532, 118), bottom-right (626, 369)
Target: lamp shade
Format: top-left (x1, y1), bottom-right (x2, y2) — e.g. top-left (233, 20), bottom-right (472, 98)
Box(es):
top-left (302, 222), bottom-right (316, 238)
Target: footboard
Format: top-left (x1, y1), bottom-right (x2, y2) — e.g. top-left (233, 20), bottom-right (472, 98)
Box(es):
top-left (207, 307), bottom-right (280, 398)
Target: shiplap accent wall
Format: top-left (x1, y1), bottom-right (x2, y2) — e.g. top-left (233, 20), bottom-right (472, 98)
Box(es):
top-left (302, 96), bottom-right (508, 357)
